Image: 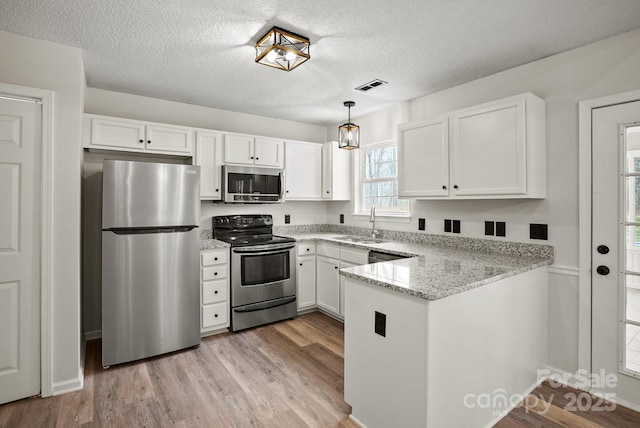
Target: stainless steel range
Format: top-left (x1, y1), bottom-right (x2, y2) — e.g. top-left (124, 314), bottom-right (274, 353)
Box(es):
top-left (212, 215), bottom-right (297, 331)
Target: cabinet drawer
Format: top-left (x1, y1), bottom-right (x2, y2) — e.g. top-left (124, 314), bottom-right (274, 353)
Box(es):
top-left (317, 244), bottom-right (340, 259)
top-left (202, 302), bottom-right (228, 329)
top-left (201, 249), bottom-right (228, 266)
top-left (340, 248), bottom-right (369, 265)
top-left (202, 265), bottom-right (228, 281)
top-left (297, 243), bottom-right (316, 256)
top-left (202, 279), bottom-right (228, 305)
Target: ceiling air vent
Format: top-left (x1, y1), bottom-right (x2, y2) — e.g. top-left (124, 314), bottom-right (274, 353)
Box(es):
top-left (355, 79), bottom-right (388, 92)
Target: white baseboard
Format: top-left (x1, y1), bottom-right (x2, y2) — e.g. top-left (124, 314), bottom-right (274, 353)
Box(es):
top-left (590, 388), bottom-right (640, 413)
top-left (483, 378), bottom-right (542, 428)
top-left (348, 414), bottom-right (367, 428)
top-left (548, 265), bottom-right (580, 277)
top-left (543, 365), bottom-right (588, 391)
top-left (84, 329), bottom-right (101, 341)
top-left (51, 376), bottom-right (83, 396)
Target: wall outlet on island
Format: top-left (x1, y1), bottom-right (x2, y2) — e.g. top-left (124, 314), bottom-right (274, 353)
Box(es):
top-left (284, 214), bottom-right (291, 224)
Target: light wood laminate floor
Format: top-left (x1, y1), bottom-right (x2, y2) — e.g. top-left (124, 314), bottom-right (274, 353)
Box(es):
top-left (2, 312), bottom-right (640, 427)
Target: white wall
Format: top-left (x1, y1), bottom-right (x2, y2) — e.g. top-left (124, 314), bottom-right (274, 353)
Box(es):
top-left (327, 28), bottom-right (640, 373)
top-left (0, 31), bottom-right (84, 391)
top-left (82, 89), bottom-right (329, 334)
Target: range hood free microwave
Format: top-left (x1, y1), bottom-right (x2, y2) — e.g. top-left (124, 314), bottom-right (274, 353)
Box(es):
top-left (221, 165), bottom-right (285, 203)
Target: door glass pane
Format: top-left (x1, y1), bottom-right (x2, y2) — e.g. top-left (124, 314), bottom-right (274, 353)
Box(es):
top-left (625, 177), bottom-right (640, 223)
top-left (625, 323), bottom-right (640, 372)
top-left (626, 283), bottom-right (640, 323)
top-left (625, 225), bottom-right (640, 272)
top-left (626, 126), bottom-right (640, 173)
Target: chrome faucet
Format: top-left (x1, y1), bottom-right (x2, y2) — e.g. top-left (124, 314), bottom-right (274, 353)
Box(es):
top-left (369, 206), bottom-right (378, 238)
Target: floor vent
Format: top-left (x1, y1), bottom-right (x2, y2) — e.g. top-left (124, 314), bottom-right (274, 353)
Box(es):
top-left (355, 79), bottom-right (388, 92)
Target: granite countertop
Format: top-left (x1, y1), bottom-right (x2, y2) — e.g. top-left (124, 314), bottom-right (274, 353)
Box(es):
top-left (282, 232), bottom-right (553, 301)
top-left (200, 239), bottom-right (230, 250)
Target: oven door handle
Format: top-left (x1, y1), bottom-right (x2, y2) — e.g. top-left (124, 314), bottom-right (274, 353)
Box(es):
top-left (232, 243), bottom-right (296, 253)
top-left (233, 296), bottom-right (297, 313)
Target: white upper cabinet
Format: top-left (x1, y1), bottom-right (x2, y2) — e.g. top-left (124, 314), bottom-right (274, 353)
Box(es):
top-left (84, 115), bottom-right (193, 156)
top-left (195, 131), bottom-right (223, 200)
top-left (254, 137), bottom-right (284, 167)
top-left (398, 116), bottom-right (449, 197)
top-left (322, 142), bottom-right (351, 201)
top-left (397, 93), bottom-right (546, 199)
top-left (284, 141), bottom-right (322, 200)
top-left (224, 134), bottom-right (284, 168)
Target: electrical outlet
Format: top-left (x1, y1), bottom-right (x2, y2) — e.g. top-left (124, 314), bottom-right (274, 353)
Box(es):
top-left (284, 214), bottom-right (291, 224)
top-left (530, 223), bottom-right (548, 240)
top-left (418, 218), bottom-right (426, 231)
top-left (484, 221), bottom-right (495, 236)
top-left (444, 219), bottom-right (452, 233)
top-left (340, 214), bottom-right (344, 224)
top-left (452, 219), bottom-right (461, 233)
top-left (496, 222), bottom-right (506, 237)
top-left (374, 311), bottom-right (386, 337)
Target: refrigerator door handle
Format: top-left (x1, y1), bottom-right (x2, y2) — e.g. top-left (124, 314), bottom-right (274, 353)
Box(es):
top-left (107, 226), bottom-right (197, 235)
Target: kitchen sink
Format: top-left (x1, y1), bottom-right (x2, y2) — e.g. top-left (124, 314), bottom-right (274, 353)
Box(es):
top-left (333, 235), bottom-right (385, 244)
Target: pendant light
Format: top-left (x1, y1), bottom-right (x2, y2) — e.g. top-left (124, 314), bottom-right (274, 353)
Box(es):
top-left (338, 101), bottom-right (360, 150)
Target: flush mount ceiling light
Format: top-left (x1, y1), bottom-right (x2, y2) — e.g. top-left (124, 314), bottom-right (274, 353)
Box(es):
top-left (255, 26), bottom-right (310, 71)
top-left (338, 101), bottom-right (360, 150)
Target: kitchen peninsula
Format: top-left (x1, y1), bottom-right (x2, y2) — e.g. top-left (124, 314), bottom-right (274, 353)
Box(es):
top-left (280, 226), bottom-right (552, 428)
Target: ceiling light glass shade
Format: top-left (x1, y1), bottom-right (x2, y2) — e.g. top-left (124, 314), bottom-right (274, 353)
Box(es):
top-left (338, 101), bottom-right (360, 149)
top-left (255, 26), bottom-right (310, 71)
top-left (338, 123), bottom-right (360, 150)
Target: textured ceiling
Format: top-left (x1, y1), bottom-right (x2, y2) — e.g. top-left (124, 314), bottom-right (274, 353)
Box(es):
top-left (1, 0), bottom-right (640, 126)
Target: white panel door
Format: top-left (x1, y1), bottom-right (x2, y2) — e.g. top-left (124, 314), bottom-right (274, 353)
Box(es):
top-left (254, 137), bottom-right (284, 168)
top-left (90, 117), bottom-right (145, 150)
top-left (592, 100), bottom-right (640, 406)
top-left (284, 141), bottom-right (322, 199)
top-left (224, 134), bottom-right (254, 165)
top-left (451, 98), bottom-right (526, 196)
top-left (316, 256), bottom-right (339, 315)
top-left (145, 125), bottom-right (192, 154)
top-left (195, 131), bottom-right (222, 200)
top-left (398, 117), bottom-right (449, 197)
top-left (296, 256), bottom-right (316, 310)
top-left (0, 97), bottom-right (41, 404)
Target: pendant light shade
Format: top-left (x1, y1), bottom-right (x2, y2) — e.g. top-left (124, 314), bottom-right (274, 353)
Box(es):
top-left (338, 101), bottom-right (360, 150)
top-left (255, 26), bottom-right (310, 71)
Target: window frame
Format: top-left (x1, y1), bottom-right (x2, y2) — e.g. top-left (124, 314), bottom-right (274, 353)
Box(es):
top-left (355, 139), bottom-right (410, 218)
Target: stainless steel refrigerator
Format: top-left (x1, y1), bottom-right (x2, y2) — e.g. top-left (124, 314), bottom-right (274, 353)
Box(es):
top-left (101, 160), bottom-right (201, 367)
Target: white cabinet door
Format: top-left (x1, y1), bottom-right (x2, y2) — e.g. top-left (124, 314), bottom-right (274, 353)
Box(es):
top-left (297, 256), bottom-right (316, 310)
top-left (321, 143), bottom-right (333, 199)
top-left (285, 141), bottom-right (322, 199)
top-left (145, 125), bottom-right (193, 154)
top-left (398, 117), bottom-right (449, 197)
top-left (91, 117), bottom-right (145, 150)
top-left (451, 98), bottom-right (526, 196)
top-left (322, 142), bottom-right (351, 200)
top-left (254, 138), bottom-right (284, 168)
top-left (195, 131), bottom-right (222, 200)
top-left (224, 134), bottom-right (254, 165)
top-left (316, 256), bottom-right (340, 315)
top-left (339, 261), bottom-right (357, 319)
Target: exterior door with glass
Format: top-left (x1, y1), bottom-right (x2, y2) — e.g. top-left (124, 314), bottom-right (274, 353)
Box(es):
top-left (592, 100), bottom-right (640, 407)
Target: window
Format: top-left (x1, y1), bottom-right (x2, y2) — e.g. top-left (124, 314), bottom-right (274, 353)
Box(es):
top-left (359, 141), bottom-right (409, 215)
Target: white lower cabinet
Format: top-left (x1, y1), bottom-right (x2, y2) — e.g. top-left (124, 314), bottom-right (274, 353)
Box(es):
top-left (314, 243), bottom-right (369, 319)
top-left (316, 255), bottom-right (340, 314)
top-left (296, 243), bottom-right (317, 311)
top-left (200, 248), bottom-right (230, 334)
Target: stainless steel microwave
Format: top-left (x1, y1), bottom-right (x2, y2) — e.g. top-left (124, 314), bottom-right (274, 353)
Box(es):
top-left (221, 165), bottom-right (285, 203)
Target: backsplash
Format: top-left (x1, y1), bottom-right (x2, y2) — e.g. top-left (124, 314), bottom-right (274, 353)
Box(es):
top-left (274, 224), bottom-right (554, 259)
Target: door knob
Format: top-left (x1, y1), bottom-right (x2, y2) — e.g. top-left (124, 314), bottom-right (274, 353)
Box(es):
top-left (596, 265), bottom-right (610, 276)
top-left (597, 245), bottom-right (609, 255)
